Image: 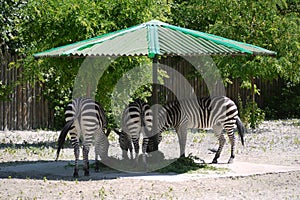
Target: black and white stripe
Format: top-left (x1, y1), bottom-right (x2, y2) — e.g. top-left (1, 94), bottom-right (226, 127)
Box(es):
top-left (56, 97), bottom-right (109, 177)
top-left (115, 99), bottom-right (162, 165)
top-left (156, 96), bottom-right (245, 163)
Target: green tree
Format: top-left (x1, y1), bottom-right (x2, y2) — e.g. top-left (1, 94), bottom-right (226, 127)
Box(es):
top-left (0, 0), bottom-right (27, 51)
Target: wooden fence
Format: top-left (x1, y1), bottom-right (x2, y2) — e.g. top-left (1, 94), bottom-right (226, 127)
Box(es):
top-left (1, 53), bottom-right (281, 130)
top-left (158, 57), bottom-right (282, 108)
top-left (0, 46), bottom-right (54, 130)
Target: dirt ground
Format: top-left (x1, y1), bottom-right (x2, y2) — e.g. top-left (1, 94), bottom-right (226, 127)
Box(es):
top-left (0, 119), bottom-right (299, 199)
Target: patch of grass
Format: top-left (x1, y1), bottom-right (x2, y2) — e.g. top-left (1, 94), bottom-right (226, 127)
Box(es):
top-left (293, 121), bottom-right (300, 126)
top-left (108, 131), bottom-right (117, 142)
top-left (294, 137), bottom-right (300, 145)
top-left (25, 146), bottom-right (46, 157)
top-left (98, 186), bottom-right (107, 200)
top-left (162, 129), bottom-right (175, 135)
top-left (283, 119), bottom-right (300, 126)
top-left (284, 135), bottom-right (291, 140)
top-left (260, 146), bottom-right (267, 153)
top-left (3, 147), bottom-right (17, 155)
top-left (155, 154), bottom-right (224, 174)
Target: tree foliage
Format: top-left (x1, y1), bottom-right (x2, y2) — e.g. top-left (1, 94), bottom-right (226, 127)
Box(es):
top-left (171, 0), bottom-right (299, 84)
top-left (0, 0), bottom-right (27, 51)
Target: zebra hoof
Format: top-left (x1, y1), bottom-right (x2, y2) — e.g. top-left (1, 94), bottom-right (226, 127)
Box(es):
top-left (227, 158), bottom-right (234, 164)
top-left (212, 159), bottom-right (218, 164)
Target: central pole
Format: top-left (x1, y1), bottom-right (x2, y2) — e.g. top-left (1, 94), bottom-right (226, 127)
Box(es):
top-left (152, 55), bottom-right (159, 137)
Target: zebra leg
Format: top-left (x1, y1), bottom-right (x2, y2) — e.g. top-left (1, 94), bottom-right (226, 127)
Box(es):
top-left (73, 143), bottom-right (80, 177)
top-left (132, 137), bottom-right (140, 166)
top-left (119, 132), bottom-right (132, 160)
top-left (94, 143), bottom-right (100, 172)
top-left (129, 148), bottom-right (133, 160)
top-left (122, 149), bottom-right (129, 160)
top-left (176, 125), bottom-right (187, 158)
top-left (212, 125), bottom-right (225, 164)
top-left (142, 137), bottom-right (149, 171)
top-left (95, 155), bottom-right (100, 173)
top-left (212, 134), bottom-right (226, 163)
top-left (95, 130), bottom-right (109, 172)
top-left (94, 132), bottom-right (100, 172)
top-left (94, 145), bottom-right (101, 173)
top-left (123, 135), bottom-right (133, 160)
top-left (227, 129), bottom-right (236, 164)
top-left (83, 145), bottom-right (90, 176)
top-left (127, 135), bottom-right (133, 159)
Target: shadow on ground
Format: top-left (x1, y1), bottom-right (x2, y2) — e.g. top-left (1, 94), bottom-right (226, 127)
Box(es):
top-left (1, 156), bottom-right (299, 182)
top-left (0, 153), bottom-right (212, 181)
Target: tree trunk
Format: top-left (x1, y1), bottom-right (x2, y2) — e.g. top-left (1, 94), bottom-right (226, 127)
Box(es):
top-left (251, 76), bottom-right (255, 128)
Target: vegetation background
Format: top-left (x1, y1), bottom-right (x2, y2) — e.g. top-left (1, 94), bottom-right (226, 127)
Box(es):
top-left (0, 0), bottom-right (299, 129)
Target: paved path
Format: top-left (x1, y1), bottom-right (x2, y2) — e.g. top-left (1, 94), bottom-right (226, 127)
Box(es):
top-left (0, 160), bottom-right (299, 181)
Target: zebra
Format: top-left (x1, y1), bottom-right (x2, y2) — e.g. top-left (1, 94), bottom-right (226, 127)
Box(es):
top-left (114, 99), bottom-right (162, 166)
top-left (155, 96), bottom-right (245, 164)
top-left (55, 97), bottom-right (110, 177)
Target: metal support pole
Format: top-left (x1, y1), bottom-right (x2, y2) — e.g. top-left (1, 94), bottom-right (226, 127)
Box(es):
top-left (152, 55), bottom-right (159, 137)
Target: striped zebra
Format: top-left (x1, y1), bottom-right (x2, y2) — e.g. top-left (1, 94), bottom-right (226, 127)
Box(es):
top-left (156, 96), bottom-right (245, 164)
top-left (114, 99), bottom-right (162, 166)
top-left (56, 97), bottom-right (109, 177)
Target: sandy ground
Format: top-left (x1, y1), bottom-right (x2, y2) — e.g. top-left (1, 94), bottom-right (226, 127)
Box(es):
top-left (0, 119), bottom-right (299, 199)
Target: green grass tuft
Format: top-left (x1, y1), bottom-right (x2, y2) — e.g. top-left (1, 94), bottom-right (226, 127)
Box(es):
top-left (155, 154), bottom-right (221, 174)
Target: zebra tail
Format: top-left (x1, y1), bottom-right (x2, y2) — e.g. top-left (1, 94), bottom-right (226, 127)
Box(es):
top-left (55, 119), bottom-right (74, 161)
top-left (105, 128), bottom-right (111, 137)
top-left (236, 116), bottom-right (245, 146)
top-left (113, 128), bottom-right (122, 135)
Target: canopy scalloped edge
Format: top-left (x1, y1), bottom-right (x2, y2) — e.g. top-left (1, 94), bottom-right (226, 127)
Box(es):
top-left (34, 20), bottom-right (277, 59)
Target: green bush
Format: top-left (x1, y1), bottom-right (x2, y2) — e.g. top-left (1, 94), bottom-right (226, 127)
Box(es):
top-left (239, 97), bottom-right (265, 129)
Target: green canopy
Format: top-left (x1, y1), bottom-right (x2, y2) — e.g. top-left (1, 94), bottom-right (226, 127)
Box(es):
top-left (34, 20), bottom-right (276, 59)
